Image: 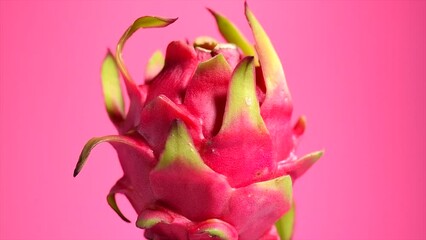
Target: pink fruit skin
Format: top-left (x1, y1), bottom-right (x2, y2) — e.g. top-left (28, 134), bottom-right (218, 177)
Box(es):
top-left (0, 1), bottom-right (425, 240)
top-left (72, 2), bottom-right (309, 237)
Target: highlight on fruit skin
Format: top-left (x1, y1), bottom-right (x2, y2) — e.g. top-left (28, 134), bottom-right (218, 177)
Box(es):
top-left (74, 3), bottom-right (323, 240)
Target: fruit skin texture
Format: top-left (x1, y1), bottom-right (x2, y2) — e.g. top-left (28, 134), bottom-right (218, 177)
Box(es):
top-left (74, 3), bottom-right (322, 240)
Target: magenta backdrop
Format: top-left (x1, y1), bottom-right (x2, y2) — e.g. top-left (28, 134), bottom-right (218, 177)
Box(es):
top-left (0, 0), bottom-right (425, 239)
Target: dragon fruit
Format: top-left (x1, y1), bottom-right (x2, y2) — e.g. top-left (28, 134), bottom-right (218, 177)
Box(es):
top-left (74, 3), bottom-right (322, 240)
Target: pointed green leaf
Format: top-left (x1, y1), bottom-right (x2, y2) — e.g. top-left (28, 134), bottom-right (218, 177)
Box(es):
top-left (278, 150), bottom-right (323, 179)
top-left (208, 8), bottom-right (257, 62)
top-left (107, 193), bottom-right (130, 223)
top-left (256, 175), bottom-right (292, 203)
top-left (245, 3), bottom-right (290, 98)
top-left (115, 16), bottom-right (177, 89)
top-left (204, 229), bottom-right (227, 239)
top-left (136, 213), bottom-right (165, 228)
top-left (303, 150), bottom-right (324, 161)
top-left (276, 201), bottom-right (295, 240)
top-left (299, 151), bottom-right (323, 168)
top-left (192, 219), bottom-right (238, 240)
top-left (136, 218), bottom-right (161, 229)
top-left (144, 50), bottom-right (165, 82)
top-left (197, 53), bottom-right (231, 73)
top-left (156, 121), bottom-right (204, 170)
top-left (101, 51), bottom-right (125, 123)
top-left (257, 176), bottom-right (293, 240)
top-left (107, 177), bottom-right (131, 223)
top-left (293, 151), bottom-right (323, 178)
top-left (136, 209), bottom-right (174, 229)
top-left (220, 57), bottom-right (267, 132)
top-left (73, 135), bottom-right (141, 177)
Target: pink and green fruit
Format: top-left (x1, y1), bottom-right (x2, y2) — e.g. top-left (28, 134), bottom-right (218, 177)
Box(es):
top-left (74, 3), bottom-right (322, 240)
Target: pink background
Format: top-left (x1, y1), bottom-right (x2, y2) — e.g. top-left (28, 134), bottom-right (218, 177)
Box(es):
top-left (0, 0), bottom-right (425, 239)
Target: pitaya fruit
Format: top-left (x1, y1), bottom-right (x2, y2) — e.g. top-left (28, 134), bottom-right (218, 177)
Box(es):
top-left (74, 3), bottom-right (322, 240)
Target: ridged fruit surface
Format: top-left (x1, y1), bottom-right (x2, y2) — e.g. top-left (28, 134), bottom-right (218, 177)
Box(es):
top-left (74, 3), bottom-right (322, 240)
